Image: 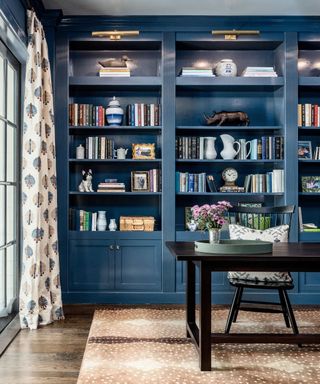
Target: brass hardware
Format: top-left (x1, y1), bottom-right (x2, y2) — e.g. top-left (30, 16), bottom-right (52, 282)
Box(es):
top-left (212, 30), bottom-right (260, 40)
top-left (116, 245), bottom-right (120, 250)
top-left (92, 30), bottom-right (139, 40)
top-left (109, 245), bottom-right (114, 250)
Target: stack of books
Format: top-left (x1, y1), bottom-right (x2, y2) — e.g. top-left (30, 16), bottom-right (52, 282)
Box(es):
top-left (179, 67), bottom-right (215, 77)
top-left (99, 67), bottom-right (130, 77)
top-left (97, 179), bottom-right (125, 193)
top-left (69, 209), bottom-right (97, 231)
top-left (242, 67), bottom-right (278, 77)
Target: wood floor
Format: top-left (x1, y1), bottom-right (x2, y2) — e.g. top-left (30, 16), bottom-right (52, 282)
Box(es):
top-left (0, 312), bottom-right (92, 384)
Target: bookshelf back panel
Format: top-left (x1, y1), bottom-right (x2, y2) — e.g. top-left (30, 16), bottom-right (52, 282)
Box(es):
top-left (70, 162), bottom-right (161, 191)
top-left (70, 50), bottom-right (161, 77)
top-left (175, 89), bottom-right (284, 126)
top-left (69, 134), bottom-right (162, 159)
top-left (176, 48), bottom-right (284, 77)
top-left (69, 195), bottom-right (162, 230)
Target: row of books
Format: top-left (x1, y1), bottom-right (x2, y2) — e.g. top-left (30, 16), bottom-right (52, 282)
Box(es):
top-left (143, 169), bottom-right (161, 192)
top-left (176, 136), bottom-right (216, 159)
top-left (242, 66), bottom-right (278, 77)
top-left (179, 67), bottom-right (215, 77)
top-left (244, 169), bottom-right (284, 193)
top-left (99, 67), bottom-right (130, 77)
top-left (69, 103), bottom-right (106, 126)
top-left (126, 104), bottom-right (161, 126)
top-left (82, 137), bottom-right (115, 159)
top-left (176, 172), bottom-right (207, 193)
top-left (251, 136), bottom-right (284, 160)
top-left (298, 104), bottom-right (320, 127)
top-left (175, 136), bottom-right (284, 160)
top-left (69, 209), bottom-right (98, 231)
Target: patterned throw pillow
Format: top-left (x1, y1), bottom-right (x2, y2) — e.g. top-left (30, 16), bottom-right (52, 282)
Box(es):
top-left (227, 224), bottom-right (292, 283)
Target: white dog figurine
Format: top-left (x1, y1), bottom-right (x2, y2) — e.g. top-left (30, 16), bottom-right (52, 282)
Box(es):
top-left (78, 169), bottom-right (94, 192)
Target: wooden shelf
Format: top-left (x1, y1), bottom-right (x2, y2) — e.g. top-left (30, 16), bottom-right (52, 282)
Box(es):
top-left (69, 125), bottom-right (162, 134)
top-left (176, 192), bottom-right (284, 196)
top-left (69, 159), bottom-right (162, 163)
top-left (176, 159), bottom-right (284, 163)
top-left (69, 76), bottom-right (161, 90)
top-left (298, 160), bottom-right (320, 163)
top-left (299, 192), bottom-right (320, 196)
top-left (69, 230), bottom-right (162, 240)
top-left (176, 125), bottom-right (283, 131)
top-left (69, 192), bottom-right (162, 196)
top-left (299, 231), bottom-right (320, 241)
top-left (176, 76), bottom-right (284, 90)
top-left (299, 77), bottom-right (320, 86)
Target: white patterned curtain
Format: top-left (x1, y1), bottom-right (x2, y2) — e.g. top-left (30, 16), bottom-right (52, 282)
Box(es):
top-left (19, 10), bottom-right (64, 329)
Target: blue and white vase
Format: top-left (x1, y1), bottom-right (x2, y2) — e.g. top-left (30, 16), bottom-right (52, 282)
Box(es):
top-left (106, 96), bottom-right (124, 126)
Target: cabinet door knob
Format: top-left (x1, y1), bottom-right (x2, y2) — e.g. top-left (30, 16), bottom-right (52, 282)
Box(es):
top-left (109, 245), bottom-right (114, 250)
top-left (116, 245), bottom-right (120, 250)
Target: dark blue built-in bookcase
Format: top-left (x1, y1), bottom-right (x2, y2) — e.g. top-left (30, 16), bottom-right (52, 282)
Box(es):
top-left (51, 16), bottom-right (320, 304)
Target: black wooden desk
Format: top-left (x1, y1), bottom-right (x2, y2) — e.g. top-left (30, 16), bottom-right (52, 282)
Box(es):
top-left (166, 241), bottom-right (320, 371)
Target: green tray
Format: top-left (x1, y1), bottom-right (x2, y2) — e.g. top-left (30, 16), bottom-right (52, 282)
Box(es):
top-left (194, 239), bottom-right (273, 254)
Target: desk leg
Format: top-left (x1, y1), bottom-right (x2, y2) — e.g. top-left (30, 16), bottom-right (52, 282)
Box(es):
top-left (186, 260), bottom-right (196, 338)
top-left (199, 261), bottom-right (211, 371)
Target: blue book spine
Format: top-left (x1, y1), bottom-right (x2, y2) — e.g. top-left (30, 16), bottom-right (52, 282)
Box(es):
top-left (131, 104), bottom-right (135, 126)
top-left (189, 173), bottom-right (194, 192)
top-left (261, 136), bottom-right (266, 160)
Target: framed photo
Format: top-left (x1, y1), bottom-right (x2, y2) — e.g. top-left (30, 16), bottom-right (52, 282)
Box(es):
top-left (298, 140), bottom-right (312, 160)
top-left (131, 171), bottom-right (150, 192)
top-left (301, 176), bottom-right (320, 192)
top-left (132, 143), bottom-right (155, 160)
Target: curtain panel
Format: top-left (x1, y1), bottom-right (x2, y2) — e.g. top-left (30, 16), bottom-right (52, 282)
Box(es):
top-left (19, 10), bottom-right (63, 329)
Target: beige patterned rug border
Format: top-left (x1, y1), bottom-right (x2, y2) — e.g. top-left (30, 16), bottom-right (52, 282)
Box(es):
top-left (77, 305), bottom-right (320, 384)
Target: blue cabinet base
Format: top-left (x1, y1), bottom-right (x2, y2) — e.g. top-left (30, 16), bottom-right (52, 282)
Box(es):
top-left (61, 291), bottom-right (320, 305)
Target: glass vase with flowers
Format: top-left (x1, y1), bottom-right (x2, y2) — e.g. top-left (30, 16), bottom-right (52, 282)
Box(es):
top-left (191, 201), bottom-right (232, 244)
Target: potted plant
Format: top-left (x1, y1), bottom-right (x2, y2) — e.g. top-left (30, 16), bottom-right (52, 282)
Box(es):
top-left (191, 201), bottom-right (232, 243)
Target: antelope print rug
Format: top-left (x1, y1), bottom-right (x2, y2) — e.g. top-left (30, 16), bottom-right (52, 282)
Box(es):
top-left (77, 306), bottom-right (320, 384)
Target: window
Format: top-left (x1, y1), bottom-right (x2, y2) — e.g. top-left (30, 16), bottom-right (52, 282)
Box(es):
top-left (0, 39), bottom-right (20, 333)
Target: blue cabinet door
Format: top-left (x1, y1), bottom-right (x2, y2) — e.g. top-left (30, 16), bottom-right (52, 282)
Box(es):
top-left (115, 239), bottom-right (162, 291)
top-left (69, 239), bottom-right (114, 290)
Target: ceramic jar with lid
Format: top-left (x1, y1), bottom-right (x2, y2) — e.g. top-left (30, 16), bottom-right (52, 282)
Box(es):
top-left (215, 59), bottom-right (237, 77)
top-left (106, 96), bottom-right (124, 126)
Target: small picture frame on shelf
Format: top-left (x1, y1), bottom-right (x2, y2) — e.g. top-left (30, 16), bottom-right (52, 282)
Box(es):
top-left (301, 176), bottom-right (320, 192)
top-left (132, 143), bottom-right (155, 160)
top-left (298, 140), bottom-right (312, 160)
top-left (131, 171), bottom-right (150, 192)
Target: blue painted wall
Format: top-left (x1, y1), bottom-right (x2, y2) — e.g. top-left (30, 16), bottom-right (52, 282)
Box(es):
top-left (0, 0), bottom-right (26, 41)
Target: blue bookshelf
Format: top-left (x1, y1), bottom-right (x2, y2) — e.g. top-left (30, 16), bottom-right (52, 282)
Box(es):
top-left (51, 18), bottom-right (320, 304)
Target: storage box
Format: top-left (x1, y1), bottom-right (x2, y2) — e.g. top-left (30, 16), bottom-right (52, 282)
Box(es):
top-left (120, 216), bottom-right (155, 231)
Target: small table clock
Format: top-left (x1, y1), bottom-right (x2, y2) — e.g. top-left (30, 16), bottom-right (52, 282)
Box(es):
top-left (220, 167), bottom-right (243, 192)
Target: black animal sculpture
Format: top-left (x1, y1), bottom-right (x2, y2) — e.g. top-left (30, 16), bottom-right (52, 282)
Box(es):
top-left (98, 55), bottom-right (132, 68)
top-left (204, 111), bottom-right (250, 126)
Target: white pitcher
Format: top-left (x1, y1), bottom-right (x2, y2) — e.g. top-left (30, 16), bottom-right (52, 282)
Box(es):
top-left (114, 147), bottom-right (128, 159)
top-left (238, 138), bottom-right (252, 159)
top-left (220, 134), bottom-right (240, 159)
top-left (204, 137), bottom-right (217, 159)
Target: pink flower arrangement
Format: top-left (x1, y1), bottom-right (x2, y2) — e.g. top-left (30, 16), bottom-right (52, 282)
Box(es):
top-left (191, 201), bottom-right (232, 231)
